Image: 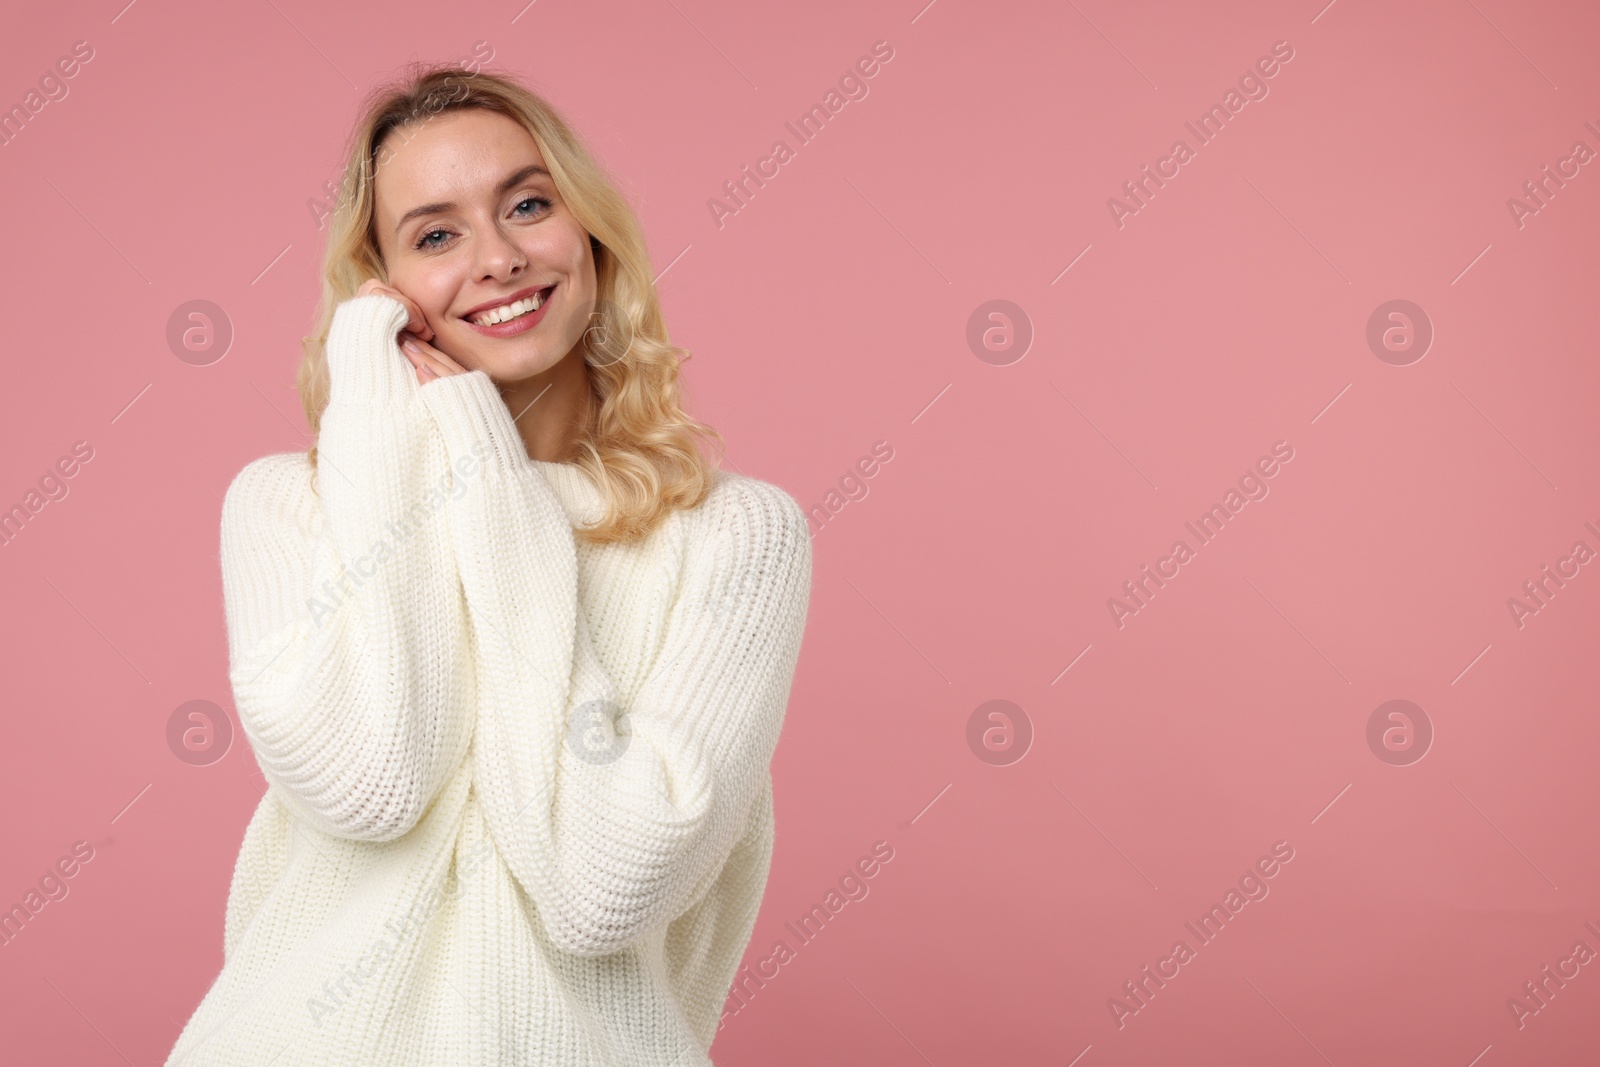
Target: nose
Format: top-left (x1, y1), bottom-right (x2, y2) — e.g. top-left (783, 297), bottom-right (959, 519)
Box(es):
top-left (474, 219), bottom-right (525, 282)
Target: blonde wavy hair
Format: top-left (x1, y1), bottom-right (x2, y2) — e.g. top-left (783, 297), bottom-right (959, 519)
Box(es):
top-left (297, 62), bottom-right (724, 545)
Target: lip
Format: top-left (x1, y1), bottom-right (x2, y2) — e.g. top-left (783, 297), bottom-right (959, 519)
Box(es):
top-left (460, 284), bottom-right (555, 319)
top-left (462, 284), bottom-right (556, 338)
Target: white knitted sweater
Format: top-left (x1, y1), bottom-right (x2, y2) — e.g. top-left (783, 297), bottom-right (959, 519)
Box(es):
top-left (165, 294), bottom-right (812, 1067)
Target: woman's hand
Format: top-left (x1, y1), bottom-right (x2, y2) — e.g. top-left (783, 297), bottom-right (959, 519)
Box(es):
top-left (355, 279), bottom-right (467, 385)
top-left (398, 331), bottom-right (469, 384)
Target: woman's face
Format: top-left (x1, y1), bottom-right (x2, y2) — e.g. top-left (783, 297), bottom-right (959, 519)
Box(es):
top-left (370, 107), bottom-right (597, 381)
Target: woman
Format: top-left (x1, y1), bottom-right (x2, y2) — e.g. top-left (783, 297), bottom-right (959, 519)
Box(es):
top-left (165, 63), bottom-right (812, 1066)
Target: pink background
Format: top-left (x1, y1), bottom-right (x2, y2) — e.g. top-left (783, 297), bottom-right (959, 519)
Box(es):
top-left (2, 0), bottom-right (1599, 1063)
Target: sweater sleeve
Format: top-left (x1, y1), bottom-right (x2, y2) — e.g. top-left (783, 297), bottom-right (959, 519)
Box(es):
top-left (219, 294), bottom-right (474, 843)
top-left (416, 370), bottom-right (812, 958)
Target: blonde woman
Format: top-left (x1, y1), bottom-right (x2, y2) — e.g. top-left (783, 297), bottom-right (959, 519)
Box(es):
top-left (166, 64), bottom-right (812, 1066)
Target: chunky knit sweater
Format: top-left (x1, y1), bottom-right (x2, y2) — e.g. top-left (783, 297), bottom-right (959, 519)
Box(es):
top-left (165, 294), bottom-right (812, 1067)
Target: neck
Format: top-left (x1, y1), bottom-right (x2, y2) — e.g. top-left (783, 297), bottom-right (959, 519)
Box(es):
top-left (494, 347), bottom-right (595, 464)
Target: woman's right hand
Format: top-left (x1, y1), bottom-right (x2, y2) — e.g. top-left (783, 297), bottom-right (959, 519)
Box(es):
top-left (356, 279), bottom-right (435, 345)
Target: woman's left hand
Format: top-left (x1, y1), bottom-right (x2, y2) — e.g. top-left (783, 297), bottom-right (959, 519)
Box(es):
top-left (399, 333), bottom-right (470, 385)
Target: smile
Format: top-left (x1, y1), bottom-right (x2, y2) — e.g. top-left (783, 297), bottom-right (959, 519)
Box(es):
top-left (463, 285), bottom-right (557, 338)
top-left (468, 285), bottom-right (554, 326)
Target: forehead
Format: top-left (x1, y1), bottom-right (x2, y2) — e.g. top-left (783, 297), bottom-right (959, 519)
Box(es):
top-left (372, 109), bottom-right (546, 220)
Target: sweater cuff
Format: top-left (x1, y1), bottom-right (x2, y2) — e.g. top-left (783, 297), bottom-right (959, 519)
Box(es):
top-left (326, 294), bottom-right (418, 406)
top-left (418, 369), bottom-right (530, 475)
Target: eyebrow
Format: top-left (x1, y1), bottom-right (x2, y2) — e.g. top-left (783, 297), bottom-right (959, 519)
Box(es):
top-left (392, 164), bottom-right (551, 237)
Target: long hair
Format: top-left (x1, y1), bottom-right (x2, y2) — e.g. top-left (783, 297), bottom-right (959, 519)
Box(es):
top-left (297, 62), bottom-right (724, 545)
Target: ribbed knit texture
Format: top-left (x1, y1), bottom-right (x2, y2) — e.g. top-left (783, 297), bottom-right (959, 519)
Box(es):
top-left (164, 294), bottom-right (812, 1067)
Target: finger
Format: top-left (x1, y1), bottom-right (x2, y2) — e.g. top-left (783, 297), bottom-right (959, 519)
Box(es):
top-left (401, 334), bottom-right (466, 377)
top-left (405, 306), bottom-right (435, 343)
top-left (400, 321), bottom-right (444, 358)
top-left (360, 281), bottom-right (431, 341)
top-left (430, 347), bottom-right (465, 375)
top-left (398, 343), bottom-right (425, 384)
top-left (397, 298), bottom-right (434, 343)
top-left (401, 335), bottom-right (460, 378)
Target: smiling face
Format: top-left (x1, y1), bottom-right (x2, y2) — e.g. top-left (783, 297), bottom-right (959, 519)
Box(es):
top-left (370, 107), bottom-right (597, 381)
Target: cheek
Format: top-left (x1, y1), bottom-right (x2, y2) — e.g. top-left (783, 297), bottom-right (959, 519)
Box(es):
top-left (394, 263), bottom-right (465, 321)
top-left (533, 222), bottom-right (595, 279)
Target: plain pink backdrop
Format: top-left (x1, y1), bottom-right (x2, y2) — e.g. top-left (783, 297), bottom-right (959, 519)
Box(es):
top-left (2, 0), bottom-right (1598, 1064)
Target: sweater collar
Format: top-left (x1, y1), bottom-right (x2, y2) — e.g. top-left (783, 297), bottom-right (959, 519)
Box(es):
top-left (527, 460), bottom-right (604, 528)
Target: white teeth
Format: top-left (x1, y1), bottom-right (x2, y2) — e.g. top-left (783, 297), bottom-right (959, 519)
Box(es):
top-left (471, 289), bottom-right (546, 326)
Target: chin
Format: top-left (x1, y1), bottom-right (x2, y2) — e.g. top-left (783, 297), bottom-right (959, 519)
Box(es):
top-left (487, 350), bottom-right (565, 382)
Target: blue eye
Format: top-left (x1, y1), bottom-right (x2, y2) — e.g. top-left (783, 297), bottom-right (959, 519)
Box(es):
top-left (411, 197), bottom-right (552, 251)
top-left (414, 228), bottom-right (450, 250)
top-left (409, 195), bottom-right (553, 251)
